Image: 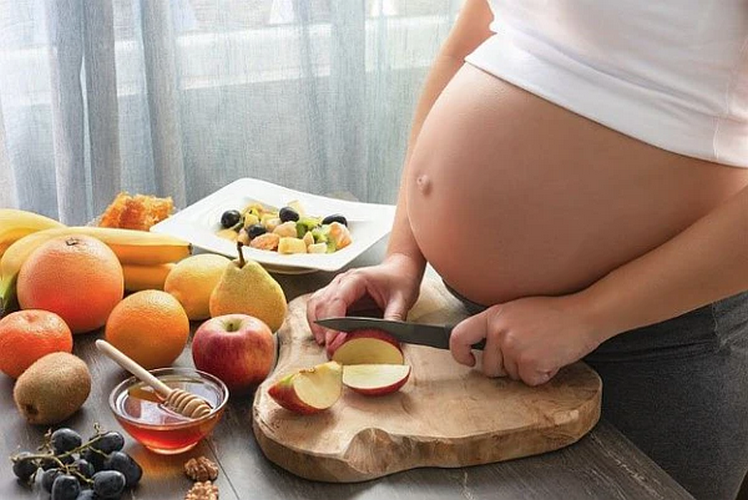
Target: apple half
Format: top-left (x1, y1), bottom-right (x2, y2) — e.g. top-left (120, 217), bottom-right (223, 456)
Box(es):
top-left (342, 364), bottom-right (411, 396)
top-left (267, 361), bottom-right (342, 415)
top-left (329, 329), bottom-right (404, 365)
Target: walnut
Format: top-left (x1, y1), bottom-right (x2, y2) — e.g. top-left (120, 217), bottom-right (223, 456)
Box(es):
top-left (185, 481), bottom-right (219, 500)
top-left (184, 456), bottom-right (219, 482)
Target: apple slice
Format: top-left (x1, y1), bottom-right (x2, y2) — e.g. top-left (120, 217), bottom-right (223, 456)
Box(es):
top-left (325, 332), bottom-right (348, 360)
top-left (330, 329), bottom-right (404, 365)
top-left (342, 364), bottom-right (411, 396)
top-left (267, 361), bottom-right (342, 415)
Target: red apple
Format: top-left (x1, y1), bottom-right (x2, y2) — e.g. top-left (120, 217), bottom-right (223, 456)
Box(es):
top-left (192, 314), bottom-right (276, 393)
top-left (268, 361), bottom-right (342, 415)
top-left (330, 329), bottom-right (404, 365)
top-left (342, 364), bottom-right (411, 396)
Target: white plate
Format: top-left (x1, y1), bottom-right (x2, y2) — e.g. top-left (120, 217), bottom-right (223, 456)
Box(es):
top-left (150, 178), bottom-right (396, 273)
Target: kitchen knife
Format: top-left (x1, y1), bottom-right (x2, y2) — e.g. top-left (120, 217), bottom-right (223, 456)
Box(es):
top-left (314, 316), bottom-right (485, 351)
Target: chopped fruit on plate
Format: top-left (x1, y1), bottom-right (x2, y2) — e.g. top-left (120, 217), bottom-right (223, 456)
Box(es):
top-left (217, 200), bottom-right (351, 254)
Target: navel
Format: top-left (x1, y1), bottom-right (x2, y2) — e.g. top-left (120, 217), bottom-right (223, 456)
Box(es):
top-left (415, 174), bottom-right (432, 195)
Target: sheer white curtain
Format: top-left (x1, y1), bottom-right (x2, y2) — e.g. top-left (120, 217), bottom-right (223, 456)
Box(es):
top-left (0, 0), bottom-right (459, 224)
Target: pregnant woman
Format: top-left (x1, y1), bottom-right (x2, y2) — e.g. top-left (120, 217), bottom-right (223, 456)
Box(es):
top-left (307, 2), bottom-right (748, 498)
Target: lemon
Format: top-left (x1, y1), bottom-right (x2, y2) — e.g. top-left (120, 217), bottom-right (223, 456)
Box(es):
top-left (164, 254), bottom-right (231, 320)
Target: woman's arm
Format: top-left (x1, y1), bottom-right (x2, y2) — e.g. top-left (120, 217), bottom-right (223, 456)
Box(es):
top-left (306, 1), bottom-right (493, 342)
top-left (386, 0), bottom-right (493, 271)
top-left (582, 182), bottom-right (748, 342)
top-left (449, 182), bottom-right (748, 385)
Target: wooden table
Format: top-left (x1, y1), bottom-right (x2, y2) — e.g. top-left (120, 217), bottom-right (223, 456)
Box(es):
top-left (0, 240), bottom-right (695, 500)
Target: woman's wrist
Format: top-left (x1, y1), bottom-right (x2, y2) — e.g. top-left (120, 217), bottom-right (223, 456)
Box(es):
top-left (571, 281), bottom-right (627, 346)
top-left (383, 251), bottom-right (427, 280)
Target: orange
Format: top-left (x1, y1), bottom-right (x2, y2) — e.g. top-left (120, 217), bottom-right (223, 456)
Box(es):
top-left (0, 310), bottom-right (73, 379)
top-left (105, 290), bottom-right (190, 369)
top-left (17, 235), bottom-right (124, 334)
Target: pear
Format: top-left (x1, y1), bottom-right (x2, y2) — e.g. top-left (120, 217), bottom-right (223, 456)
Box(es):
top-left (209, 243), bottom-right (288, 331)
top-left (13, 352), bottom-right (91, 425)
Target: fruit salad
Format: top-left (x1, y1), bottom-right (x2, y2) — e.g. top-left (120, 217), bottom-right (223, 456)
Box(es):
top-left (216, 200), bottom-right (352, 254)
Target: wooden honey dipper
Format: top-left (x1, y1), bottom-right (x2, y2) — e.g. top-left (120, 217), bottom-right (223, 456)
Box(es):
top-left (96, 339), bottom-right (213, 419)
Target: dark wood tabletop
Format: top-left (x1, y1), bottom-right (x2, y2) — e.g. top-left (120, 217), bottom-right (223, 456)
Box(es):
top-left (0, 240), bottom-right (695, 500)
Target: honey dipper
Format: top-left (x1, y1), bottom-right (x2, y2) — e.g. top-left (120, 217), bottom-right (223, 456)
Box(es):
top-left (95, 339), bottom-right (213, 419)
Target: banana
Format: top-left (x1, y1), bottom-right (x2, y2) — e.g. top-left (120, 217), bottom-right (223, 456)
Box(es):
top-left (0, 226), bottom-right (191, 316)
top-left (0, 209), bottom-right (65, 258)
top-left (122, 263), bottom-right (175, 292)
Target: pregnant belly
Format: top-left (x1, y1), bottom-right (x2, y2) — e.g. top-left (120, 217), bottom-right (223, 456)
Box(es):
top-left (406, 64), bottom-right (748, 306)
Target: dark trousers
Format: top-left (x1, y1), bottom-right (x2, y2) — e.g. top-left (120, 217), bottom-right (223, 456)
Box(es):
top-left (445, 281), bottom-right (748, 500)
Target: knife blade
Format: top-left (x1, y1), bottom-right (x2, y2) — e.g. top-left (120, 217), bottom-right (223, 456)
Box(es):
top-left (315, 316), bottom-right (485, 351)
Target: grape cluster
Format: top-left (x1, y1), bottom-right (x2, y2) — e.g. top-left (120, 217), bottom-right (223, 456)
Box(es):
top-left (10, 425), bottom-right (142, 500)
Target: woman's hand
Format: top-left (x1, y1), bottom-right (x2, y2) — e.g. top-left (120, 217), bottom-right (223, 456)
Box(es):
top-left (306, 253), bottom-right (423, 345)
top-left (449, 294), bottom-right (601, 386)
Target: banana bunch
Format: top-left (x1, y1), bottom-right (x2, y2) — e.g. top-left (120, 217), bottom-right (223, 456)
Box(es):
top-left (0, 220), bottom-right (192, 316)
top-left (0, 209), bottom-right (65, 258)
top-left (122, 263), bottom-right (175, 292)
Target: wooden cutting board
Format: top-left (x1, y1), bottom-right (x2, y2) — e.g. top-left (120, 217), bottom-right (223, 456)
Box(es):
top-left (253, 278), bottom-right (602, 483)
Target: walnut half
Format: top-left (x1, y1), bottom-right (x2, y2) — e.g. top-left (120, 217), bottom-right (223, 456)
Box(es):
top-left (185, 481), bottom-right (219, 500)
top-left (184, 456), bottom-right (219, 482)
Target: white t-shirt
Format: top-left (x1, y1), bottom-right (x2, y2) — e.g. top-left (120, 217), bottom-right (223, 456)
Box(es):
top-left (465, 0), bottom-right (748, 167)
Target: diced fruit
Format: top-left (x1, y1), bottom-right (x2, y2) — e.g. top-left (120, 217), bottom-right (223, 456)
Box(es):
top-left (279, 207), bottom-right (300, 223)
top-left (237, 228), bottom-right (250, 245)
top-left (311, 226), bottom-right (329, 244)
top-left (220, 210), bottom-right (241, 229)
top-left (328, 222), bottom-right (352, 250)
top-left (272, 221), bottom-right (297, 238)
top-left (322, 214), bottom-right (348, 226)
top-left (261, 213), bottom-right (278, 226)
top-left (287, 200), bottom-right (306, 217)
top-left (247, 223), bottom-right (267, 239)
top-left (330, 330), bottom-right (404, 365)
top-left (242, 213), bottom-right (260, 228)
top-left (296, 217), bottom-right (321, 237)
top-left (342, 364), bottom-right (411, 396)
top-left (249, 232), bottom-right (280, 251)
top-left (264, 217), bottom-right (282, 232)
top-left (307, 242), bottom-right (327, 254)
top-left (278, 237), bottom-right (307, 254)
top-left (213, 201), bottom-right (352, 256)
top-left (302, 231), bottom-right (314, 248)
top-left (268, 361), bottom-right (342, 415)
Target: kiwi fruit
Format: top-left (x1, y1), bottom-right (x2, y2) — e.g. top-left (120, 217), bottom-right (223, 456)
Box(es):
top-left (13, 352), bottom-right (91, 425)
